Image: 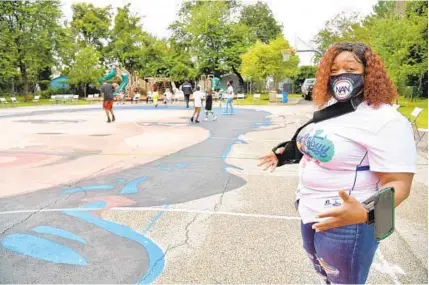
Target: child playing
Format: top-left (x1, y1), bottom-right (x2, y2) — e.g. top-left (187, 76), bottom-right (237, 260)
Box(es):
top-left (152, 84), bottom-right (159, 107)
top-left (190, 86), bottom-right (203, 123)
top-left (204, 89), bottom-right (218, 121)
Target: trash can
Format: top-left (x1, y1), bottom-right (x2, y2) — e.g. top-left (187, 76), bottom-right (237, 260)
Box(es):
top-left (282, 91), bottom-right (288, 103)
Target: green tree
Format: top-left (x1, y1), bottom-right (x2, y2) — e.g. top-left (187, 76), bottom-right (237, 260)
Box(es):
top-left (239, 1), bottom-right (283, 44)
top-left (0, 0), bottom-right (63, 94)
top-left (71, 3), bottom-right (112, 52)
top-left (107, 4), bottom-right (150, 73)
top-left (312, 0), bottom-right (428, 97)
top-left (170, 0), bottom-right (282, 91)
top-left (241, 36), bottom-right (299, 87)
top-left (313, 11), bottom-right (363, 59)
top-left (67, 46), bottom-right (104, 97)
top-left (292, 65), bottom-right (318, 92)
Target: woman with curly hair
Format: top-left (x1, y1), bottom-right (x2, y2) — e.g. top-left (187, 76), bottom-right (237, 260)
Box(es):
top-left (259, 42), bottom-right (416, 284)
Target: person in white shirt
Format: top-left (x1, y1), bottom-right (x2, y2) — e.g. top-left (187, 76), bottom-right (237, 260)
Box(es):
top-left (163, 88), bottom-right (172, 105)
top-left (258, 42), bottom-right (416, 284)
top-left (190, 86), bottom-right (203, 123)
top-left (224, 80), bottom-right (234, 115)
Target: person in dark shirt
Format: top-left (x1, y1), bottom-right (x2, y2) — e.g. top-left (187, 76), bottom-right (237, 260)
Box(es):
top-left (182, 79), bottom-right (193, 108)
top-left (204, 89), bottom-right (218, 121)
top-left (101, 82), bottom-right (118, 123)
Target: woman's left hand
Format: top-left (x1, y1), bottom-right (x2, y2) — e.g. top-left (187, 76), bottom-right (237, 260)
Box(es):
top-left (312, 190), bottom-right (368, 232)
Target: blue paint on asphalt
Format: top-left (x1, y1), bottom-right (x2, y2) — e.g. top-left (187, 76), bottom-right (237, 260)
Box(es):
top-left (2, 233), bottom-right (88, 266)
top-left (62, 185), bottom-right (115, 194)
top-left (32, 226), bottom-right (87, 245)
top-left (159, 166), bottom-right (171, 171)
top-left (116, 178), bottom-right (126, 182)
top-left (62, 209), bottom-right (165, 284)
top-left (175, 162), bottom-right (190, 169)
top-left (221, 143), bottom-right (233, 161)
top-left (233, 139), bottom-right (248, 145)
top-left (253, 118), bottom-right (272, 127)
top-left (143, 205), bottom-right (170, 234)
top-left (120, 177), bottom-right (148, 195)
top-left (82, 201), bottom-right (107, 209)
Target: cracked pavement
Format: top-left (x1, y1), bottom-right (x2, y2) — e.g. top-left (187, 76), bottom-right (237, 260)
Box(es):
top-left (0, 102), bottom-right (427, 284)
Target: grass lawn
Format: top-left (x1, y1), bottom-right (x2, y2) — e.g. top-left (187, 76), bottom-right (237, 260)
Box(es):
top-left (397, 97), bottom-right (428, 129)
top-left (0, 96), bottom-right (92, 108)
top-left (238, 93), bottom-right (301, 105)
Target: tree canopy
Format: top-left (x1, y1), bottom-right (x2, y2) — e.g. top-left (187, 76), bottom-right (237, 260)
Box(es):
top-left (313, 0), bottom-right (428, 97)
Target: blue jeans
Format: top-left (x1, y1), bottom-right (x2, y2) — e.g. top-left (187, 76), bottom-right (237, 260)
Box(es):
top-left (224, 98), bottom-right (234, 114)
top-left (301, 222), bottom-right (378, 284)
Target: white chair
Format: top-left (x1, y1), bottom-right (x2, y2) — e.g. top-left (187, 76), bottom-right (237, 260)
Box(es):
top-left (87, 94), bottom-right (94, 103)
top-left (10, 97), bottom-right (19, 105)
top-left (409, 107), bottom-right (425, 144)
top-left (33, 95), bottom-right (40, 104)
top-left (94, 94), bottom-right (101, 101)
top-left (61, 95), bottom-right (70, 104)
top-left (253, 93), bottom-right (261, 102)
top-left (72, 95), bottom-right (79, 104)
top-left (0, 97), bottom-right (9, 107)
top-left (276, 94), bottom-right (283, 103)
top-left (237, 93), bottom-right (245, 103)
top-left (54, 95), bottom-right (63, 104)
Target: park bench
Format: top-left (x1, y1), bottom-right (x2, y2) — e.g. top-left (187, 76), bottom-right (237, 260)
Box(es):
top-left (253, 93), bottom-right (261, 103)
top-left (10, 97), bottom-right (19, 105)
top-left (33, 95), bottom-right (40, 104)
top-left (0, 97), bottom-right (9, 107)
top-left (49, 95), bottom-right (56, 104)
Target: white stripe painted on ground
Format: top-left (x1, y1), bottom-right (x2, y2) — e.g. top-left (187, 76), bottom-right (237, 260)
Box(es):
top-left (0, 207), bottom-right (301, 220)
top-left (376, 249), bottom-right (402, 285)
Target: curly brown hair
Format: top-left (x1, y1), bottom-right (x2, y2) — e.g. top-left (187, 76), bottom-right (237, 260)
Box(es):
top-left (312, 42), bottom-right (398, 108)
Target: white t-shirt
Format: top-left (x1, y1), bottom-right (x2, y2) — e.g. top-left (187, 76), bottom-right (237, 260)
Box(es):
top-left (296, 102), bottom-right (417, 224)
top-left (226, 86), bottom-right (234, 99)
top-left (193, 91), bottom-right (203, 107)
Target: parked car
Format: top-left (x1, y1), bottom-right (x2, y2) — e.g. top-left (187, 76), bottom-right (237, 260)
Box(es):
top-left (301, 78), bottom-right (315, 100)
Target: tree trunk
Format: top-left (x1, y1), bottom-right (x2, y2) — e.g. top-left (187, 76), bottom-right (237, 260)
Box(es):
top-left (20, 63), bottom-right (28, 95)
top-left (83, 83), bottom-right (87, 97)
top-left (231, 65), bottom-right (246, 93)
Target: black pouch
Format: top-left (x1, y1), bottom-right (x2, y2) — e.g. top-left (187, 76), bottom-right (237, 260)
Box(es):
top-left (272, 140), bottom-right (303, 166)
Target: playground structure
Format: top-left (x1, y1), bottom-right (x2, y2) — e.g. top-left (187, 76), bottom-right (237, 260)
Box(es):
top-left (99, 65), bottom-right (177, 101)
top-left (98, 65), bottom-right (131, 98)
top-left (197, 75), bottom-right (221, 91)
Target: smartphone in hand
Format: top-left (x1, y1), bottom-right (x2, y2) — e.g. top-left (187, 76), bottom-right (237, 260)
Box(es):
top-left (374, 187), bottom-right (395, 240)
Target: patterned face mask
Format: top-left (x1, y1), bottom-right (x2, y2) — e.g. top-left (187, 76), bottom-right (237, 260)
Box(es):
top-left (329, 73), bottom-right (364, 102)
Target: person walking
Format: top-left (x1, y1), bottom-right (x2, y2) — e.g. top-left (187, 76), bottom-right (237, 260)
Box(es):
top-left (258, 42), bottom-right (416, 284)
top-left (182, 79), bottom-right (193, 108)
top-left (224, 80), bottom-right (234, 115)
top-left (101, 81), bottom-right (118, 123)
top-left (190, 86), bottom-right (203, 123)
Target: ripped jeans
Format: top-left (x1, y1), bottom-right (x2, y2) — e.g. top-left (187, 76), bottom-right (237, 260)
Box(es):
top-left (301, 222), bottom-right (378, 284)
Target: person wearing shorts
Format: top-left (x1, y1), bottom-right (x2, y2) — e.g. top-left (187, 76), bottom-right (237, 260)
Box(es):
top-left (204, 88), bottom-right (218, 121)
top-left (190, 86), bottom-right (203, 123)
top-left (101, 82), bottom-right (118, 123)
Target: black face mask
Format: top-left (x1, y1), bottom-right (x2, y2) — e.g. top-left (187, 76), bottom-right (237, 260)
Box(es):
top-left (329, 73), bottom-right (364, 102)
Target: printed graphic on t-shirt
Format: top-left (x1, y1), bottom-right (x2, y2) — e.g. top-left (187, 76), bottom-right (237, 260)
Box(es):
top-left (297, 129), bottom-right (335, 163)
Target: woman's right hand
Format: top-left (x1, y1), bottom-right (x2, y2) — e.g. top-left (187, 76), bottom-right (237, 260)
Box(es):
top-left (258, 147), bottom-right (285, 172)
